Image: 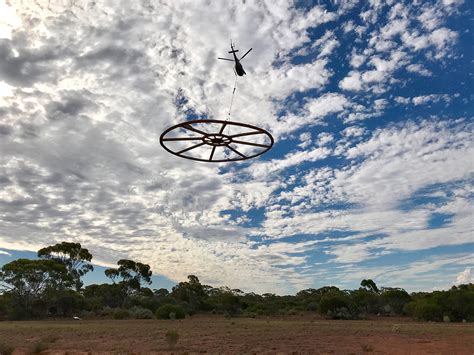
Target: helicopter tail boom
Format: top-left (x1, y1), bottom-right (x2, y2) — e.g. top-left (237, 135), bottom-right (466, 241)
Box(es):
top-left (240, 47), bottom-right (252, 60)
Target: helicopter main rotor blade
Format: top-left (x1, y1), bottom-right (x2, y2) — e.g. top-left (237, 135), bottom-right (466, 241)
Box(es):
top-left (239, 48), bottom-right (253, 60)
top-left (218, 57), bottom-right (234, 61)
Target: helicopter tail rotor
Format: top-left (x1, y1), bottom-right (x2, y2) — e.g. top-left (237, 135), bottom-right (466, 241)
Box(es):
top-left (229, 39), bottom-right (239, 54)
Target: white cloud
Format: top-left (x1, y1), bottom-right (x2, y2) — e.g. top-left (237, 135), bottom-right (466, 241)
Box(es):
top-left (0, 0), bottom-right (21, 39)
top-left (340, 50), bottom-right (407, 93)
top-left (246, 146), bottom-right (331, 180)
top-left (343, 126), bottom-right (365, 137)
top-left (313, 30), bottom-right (339, 58)
top-left (298, 132), bottom-right (312, 149)
top-left (275, 93), bottom-right (349, 136)
top-left (317, 132), bottom-right (334, 146)
top-left (455, 268), bottom-right (473, 285)
top-left (442, 0), bottom-right (464, 7)
top-left (412, 94), bottom-right (451, 105)
top-left (395, 94), bottom-right (453, 106)
top-left (406, 63), bottom-right (432, 76)
top-left (339, 71), bottom-right (363, 91)
top-left (349, 51), bottom-right (366, 68)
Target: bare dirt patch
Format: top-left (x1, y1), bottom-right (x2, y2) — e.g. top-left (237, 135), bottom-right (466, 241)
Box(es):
top-left (0, 315), bottom-right (473, 354)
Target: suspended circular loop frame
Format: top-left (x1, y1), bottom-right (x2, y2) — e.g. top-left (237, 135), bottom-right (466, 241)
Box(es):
top-left (160, 119), bottom-right (274, 162)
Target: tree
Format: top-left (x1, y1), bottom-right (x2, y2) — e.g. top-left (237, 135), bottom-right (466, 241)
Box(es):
top-left (38, 242), bottom-right (93, 291)
top-left (360, 279), bottom-right (379, 293)
top-left (83, 283), bottom-right (123, 309)
top-left (350, 289), bottom-right (380, 315)
top-left (380, 288), bottom-right (411, 315)
top-left (171, 275), bottom-right (209, 313)
top-left (105, 259), bottom-right (152, 305)
top-left (0, 259), bottom-right (71, 318)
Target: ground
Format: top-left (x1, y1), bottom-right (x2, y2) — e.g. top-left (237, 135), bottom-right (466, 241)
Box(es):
top-left (0, 315), bottom-right (473, 354)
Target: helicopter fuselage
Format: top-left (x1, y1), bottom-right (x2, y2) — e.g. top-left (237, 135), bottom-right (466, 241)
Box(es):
top-left (235, 61), bottom-right (246, 76)
top-left (232, 51), bottom-right (246, 76)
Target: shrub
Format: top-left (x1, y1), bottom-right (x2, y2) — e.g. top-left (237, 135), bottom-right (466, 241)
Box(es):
top-left (380, 289), bottom-right (411, 315)
top-left (329, 307), bottom-right (359, 320)
top-left (7, 306), bottom-right (30, 321)
top-left (31, 340), bottom-right (49, 354)
top-left (80, 310), bottom-right (95, 318)
top-left (0, 342), bottom-right (14, 355)
top-left (100, 306), bottom-right (115, 316)
top-left (164, 330), bottom-right (179, 349)
top-left (130, 306), bottom-right (154, 319)
top-left (319, 292), bottom-right (350, 315)
top-left (42, 335), bottom-right (59, 343)
top-left (242, 311), bottom-right (257, 318)
top-left (113, 309), bottom-right (131, 320)
top-left (361, 344), bottom-right (374, 352)
top-left (284, 308), bottom-right (300, 315)
top-left (156, 304), bottom-right (186, 320)
top-left (410, 300), bottom-right (443, 321)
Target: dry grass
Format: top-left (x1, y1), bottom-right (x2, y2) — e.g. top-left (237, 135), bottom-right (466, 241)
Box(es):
top-left (0, 315), bottom-right (472, 353)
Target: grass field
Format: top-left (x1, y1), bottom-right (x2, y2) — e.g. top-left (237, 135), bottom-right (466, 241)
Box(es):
top-left (0, 315), bottom-right (473, 354)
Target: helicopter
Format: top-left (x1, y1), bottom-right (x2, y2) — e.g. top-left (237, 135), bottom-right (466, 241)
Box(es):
top-left (218, 41), bottom-right (252, 76)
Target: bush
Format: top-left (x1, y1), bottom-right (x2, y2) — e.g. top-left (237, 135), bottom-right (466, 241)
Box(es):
top-left (319, 291), bottom-right (360, 319)
top-left (380, 289), bottom-right (411, 315)
top-left (7, 306), bottom-right (30, 321)
top-left (0, 342), bottom-right (14, 355)
top-left (351, 289), bottom-right (379, 315)
top-left (164, 330), bottom-right (179, 349)
top-left (404, 286), bottom-right (474, 322)
top-left (410, 300), bottom-right (443, 321)
top-left (319, 292), bottom-right (349, 315)
top-left (156, 304), bottom-right (186, 320)
top-left (30, 339), bottom-right (50, 354)
top-left (79, 310), bottom-right (95, 318)
top-left (284, 307), bottom-right (300, 315)
top-left (242, 311), bottom-right (257, 318)
top-left (99, 306), bottom-right (115, 316)
top-left (113, 309), bottom-right (131, 320)
top-left (130, 306), bottom-right (154, 319)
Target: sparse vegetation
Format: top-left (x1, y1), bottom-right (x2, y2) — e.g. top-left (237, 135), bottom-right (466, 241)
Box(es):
top-left (130, 306), bottom-right (154, 319)
top-left (0, 317), bottom-right (471, 353)
top-left (164, 329), bottom-right (179, 350)
top-left (156, 304), bottom-right (186, 320)
top-left (361, 344), bottom-right (374, 352)
top-left (31, 339), bottom-right (49, 354)
top-left (0, 342), bottom-right (14, 355)
top-left (113, 308), bottom-right (131, 320)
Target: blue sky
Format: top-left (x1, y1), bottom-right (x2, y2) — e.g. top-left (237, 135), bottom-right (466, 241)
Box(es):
top-left (0, 0), bottom-right (472, 294)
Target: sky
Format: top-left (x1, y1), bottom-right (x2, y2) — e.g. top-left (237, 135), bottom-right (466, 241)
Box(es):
top-left (0, 0), bottom-right (472, 294)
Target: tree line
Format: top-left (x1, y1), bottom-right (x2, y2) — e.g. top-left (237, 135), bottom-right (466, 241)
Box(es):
top-left (0, 242), bottom-right (472, 322)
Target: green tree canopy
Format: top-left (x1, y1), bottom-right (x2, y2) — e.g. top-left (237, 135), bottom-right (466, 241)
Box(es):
top-left (37, 242), bottom-right (93, 290)
top-left (0, 259), bottom-right (71, 317)
top-left (105, 259), bottom-right (152, 297)
top-left (360, 279), bottom-right (379, 293)
top-left (171, 275), bottom-right (209, 313)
